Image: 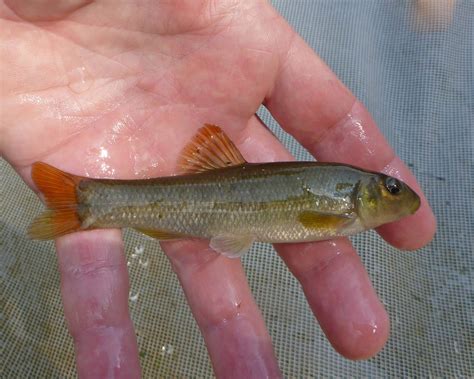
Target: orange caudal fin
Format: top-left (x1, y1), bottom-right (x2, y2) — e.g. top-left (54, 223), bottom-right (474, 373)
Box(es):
top-left (28, 162), bottom-right (82, 240)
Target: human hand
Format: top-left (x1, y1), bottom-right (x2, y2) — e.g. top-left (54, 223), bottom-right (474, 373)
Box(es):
top-left (0, 1), bottom-right (436, 377)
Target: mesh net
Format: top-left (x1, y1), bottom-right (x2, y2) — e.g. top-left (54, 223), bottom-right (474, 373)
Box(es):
top-left (1, 1), bottom-right (473, 377)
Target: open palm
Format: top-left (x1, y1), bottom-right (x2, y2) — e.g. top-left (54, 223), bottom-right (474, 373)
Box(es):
top-left (1, 1), bottom-right (436, 377)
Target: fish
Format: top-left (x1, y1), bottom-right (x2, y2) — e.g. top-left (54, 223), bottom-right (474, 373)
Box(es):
top-left (28, 124), bottom-right (421, 258)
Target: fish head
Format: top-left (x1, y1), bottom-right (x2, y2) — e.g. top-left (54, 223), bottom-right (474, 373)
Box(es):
top-left (356, 174), bottom-right (421, 228)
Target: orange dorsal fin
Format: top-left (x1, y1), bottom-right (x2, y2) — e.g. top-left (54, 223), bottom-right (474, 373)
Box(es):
top-left (178, 124), bottom-right (246, 174)
top-left (28, 162), bottom-right (82, 240)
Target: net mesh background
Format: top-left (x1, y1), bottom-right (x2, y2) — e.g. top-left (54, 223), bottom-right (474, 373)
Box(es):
top-left (1, 1), bottom-right (473, 377)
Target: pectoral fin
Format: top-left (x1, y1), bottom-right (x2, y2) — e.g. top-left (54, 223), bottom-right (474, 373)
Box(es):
top-left (210, 234), bottom-right (255, 258)
top-left (135, 228), bottom-right (188, 240)
top-left (298, 211), bottom-right (354, 230)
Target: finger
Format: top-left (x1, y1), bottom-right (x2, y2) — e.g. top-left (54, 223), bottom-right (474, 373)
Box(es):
top-left (275, 239), bottom-right (390, 359)
top-left (240, 117), bottom-right (390, 359)
top-left (161, 239), bottom-right (281, 378)
top-left (56, 229), bottom-right (141, 379)
top-left (265, 22), bottom-right (436, 250)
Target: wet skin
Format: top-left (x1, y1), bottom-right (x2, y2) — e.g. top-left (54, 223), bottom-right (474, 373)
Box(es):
top-left (0, 1), bottom-right (436, 378)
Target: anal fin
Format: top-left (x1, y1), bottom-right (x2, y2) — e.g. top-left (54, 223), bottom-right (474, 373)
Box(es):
top-left (210, 234), bottom-right (255, 258)
top-left (135, 228), bottom-right (188, 240)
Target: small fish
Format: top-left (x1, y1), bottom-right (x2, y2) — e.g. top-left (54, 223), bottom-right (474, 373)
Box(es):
top-left (28, 125), bottom-right (420, 257)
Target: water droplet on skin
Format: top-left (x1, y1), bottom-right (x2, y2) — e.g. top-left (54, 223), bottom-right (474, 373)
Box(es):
top-left (129, 291), bottom-right (139, 302)
top-left (18, 93), bottom-right (51, 105)
top-left (99, 147), bottom-right (109, 159)
top-left (99, 161), bottom-right (115, 176)
top-left (160, 344), bottom-right (174, 355)
top-left (139, 258), bottom-right (149, 268)
top-left (131, 153), bottom-right (163, 178)
top-left (84, 146), bottom-right (116, 178)
top-left (127, 261), bottom-right (131, 267)
top-left (133, 161), bottom-right (162, 178)
top-left (328, 241), bottom-right (338, 248)
top-left (382, 161), bottom-right (403, 179)
top-left (108, 120), bottom-right (128, 143)
top-left (68, 66), bottom-right (92, 94)
top-left (105, 114), bottom-right (139, 144)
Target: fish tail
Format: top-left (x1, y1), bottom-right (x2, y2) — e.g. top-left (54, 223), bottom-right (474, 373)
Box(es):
top-left (28, 162), bottom-right (82, 240)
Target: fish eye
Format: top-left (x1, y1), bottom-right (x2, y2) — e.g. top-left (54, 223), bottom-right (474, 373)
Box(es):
top-left (385, 177), bottom-right (402, 195)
